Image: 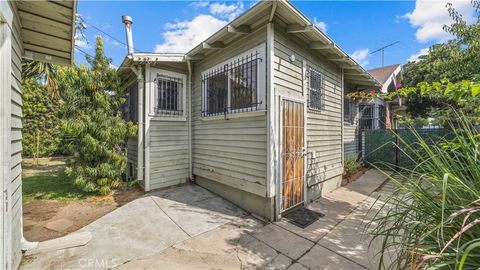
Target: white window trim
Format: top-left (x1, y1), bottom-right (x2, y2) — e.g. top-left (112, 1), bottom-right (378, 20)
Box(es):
top-left (148, 68), bottom-right (187, 121)
top-left (201, 43), bottom-right (266, 118)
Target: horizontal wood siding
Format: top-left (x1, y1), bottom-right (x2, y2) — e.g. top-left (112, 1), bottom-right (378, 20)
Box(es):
top-left (274, 28), bottom-right (343, 190)
top-left (126, 137), bottom-right (137, 177)
top-left (192, 25), bottom-right (268, 197)
top-left (149, 119), bottom-right (189, 190)
top-left (10, 2), bottom-right (23, 269)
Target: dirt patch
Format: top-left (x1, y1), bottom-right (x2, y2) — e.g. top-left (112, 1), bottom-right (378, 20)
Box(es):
top-left (22, 157), bottom-right (69, 177)
top-left (23, 185), bottom-right (144, 242)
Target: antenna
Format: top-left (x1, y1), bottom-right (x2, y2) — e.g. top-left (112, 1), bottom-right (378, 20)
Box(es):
top-left (370, 41), bottom-right (399, 67)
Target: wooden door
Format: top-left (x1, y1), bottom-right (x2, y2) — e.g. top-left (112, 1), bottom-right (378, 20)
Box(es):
top-left (281, 99), bottom-right (305, 211)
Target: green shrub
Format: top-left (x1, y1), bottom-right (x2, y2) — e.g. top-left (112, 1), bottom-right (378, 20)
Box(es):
top-left (343, 157), bottom-right (361, 178)
top-left (367, 113), bottom-right (480, 269)
top-left (22, 79), bottom-right (64, 158)
top-left (58, 36), bottom-right (137, 195)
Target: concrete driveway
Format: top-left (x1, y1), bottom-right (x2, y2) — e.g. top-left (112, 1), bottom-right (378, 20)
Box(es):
top-left (22, 170), bottom-right (393, 270)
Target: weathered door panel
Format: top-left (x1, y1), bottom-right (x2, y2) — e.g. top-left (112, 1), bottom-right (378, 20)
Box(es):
top-left (281, 99), bottom-right (305, 211)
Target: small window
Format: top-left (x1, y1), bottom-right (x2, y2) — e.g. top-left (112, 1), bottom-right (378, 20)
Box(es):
top-left (202, 45), bottom-right (265, 117)
top-left (344, 98), bottom-right (355, 124)
top-left (152, 70), bottom-right (186, 117)
top-left (308, 68), bottom-right (325, 110)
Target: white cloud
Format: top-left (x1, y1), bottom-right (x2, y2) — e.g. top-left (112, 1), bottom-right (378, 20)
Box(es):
top-left (351, 48), bottom-right (370, 67)
top-left (154, 14), bottom-right (227, 53)
top-left (403, 0), bottom-right (476, 43)
top-left (155, 1), bottom-right (246, 53)
top-left (408, 47), bottom-right (429, 62)
top-left (209, 2), bottom-right (244, 21)
top-left (74, 36), bottom-right (91, 50)
top-left (190, 1), bottom-right (209, 9)
top-left (313, 17), bottom-right (327, 33)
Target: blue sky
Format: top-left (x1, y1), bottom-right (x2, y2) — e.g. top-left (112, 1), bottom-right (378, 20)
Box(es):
top-left (74, 0), bottom-right (477, 70)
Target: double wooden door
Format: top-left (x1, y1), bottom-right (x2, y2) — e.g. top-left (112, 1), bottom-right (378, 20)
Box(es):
top-left (281, 99), bottom-right (305, 211)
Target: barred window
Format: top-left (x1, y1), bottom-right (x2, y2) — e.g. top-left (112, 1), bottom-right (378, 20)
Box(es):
top-left (204, 68), bottom-right (228, 115)
top-left (153, 71), bottom-right (186, 117)
top-left (344, 97), bottom-right (355, 124)
top-left (359, 104), bottom-right (373, 130)
top-left (202, 45), bottom-right (265, 117)
top-left (308, 68), bottom-right (325, 110)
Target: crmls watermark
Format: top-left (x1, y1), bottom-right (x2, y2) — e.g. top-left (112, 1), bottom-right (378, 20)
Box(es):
top-left (78, 258), bottom-right (118, 269)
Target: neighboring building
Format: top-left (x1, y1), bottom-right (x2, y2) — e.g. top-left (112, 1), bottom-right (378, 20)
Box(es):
top-left (0, 1), bottom-right (76, 269)
top-left (343, 64), bottom-right (403, 158)
top-left (119, 0), bottom-right (379, 221)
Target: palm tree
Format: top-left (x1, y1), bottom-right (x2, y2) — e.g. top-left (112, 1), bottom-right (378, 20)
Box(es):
top-left (22, 60), bottom-right (59, 99)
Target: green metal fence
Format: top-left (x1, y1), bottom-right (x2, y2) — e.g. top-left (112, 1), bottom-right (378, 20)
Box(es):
top-left (363, 128), bottom-right (453, 169)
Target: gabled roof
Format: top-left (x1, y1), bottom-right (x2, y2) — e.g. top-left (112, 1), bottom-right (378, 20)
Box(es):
top-left (368, 64), bottom-right (401, 86)
top-left (119, 0), bottom-right (379, 87)
top-left (16, 0), bottom-right (77, 65)
top-left (186, 0), bottom-right (379, 87)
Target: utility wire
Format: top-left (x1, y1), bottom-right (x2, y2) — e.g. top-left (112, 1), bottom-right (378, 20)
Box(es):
top-left (81, 19), bottom-right (145, 53)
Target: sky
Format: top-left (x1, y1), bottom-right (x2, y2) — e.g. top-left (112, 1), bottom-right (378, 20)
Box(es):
top-left (74, 0), bottom-right (478, 70)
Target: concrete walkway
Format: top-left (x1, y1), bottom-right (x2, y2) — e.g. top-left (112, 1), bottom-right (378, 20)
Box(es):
top-left (22, 170), bottom-right (393, 270)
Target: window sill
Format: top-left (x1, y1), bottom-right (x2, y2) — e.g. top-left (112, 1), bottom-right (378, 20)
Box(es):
top-left (150, 115), bottom-right (187, 122)
top-left (201, 110), bottom-right (266, 121)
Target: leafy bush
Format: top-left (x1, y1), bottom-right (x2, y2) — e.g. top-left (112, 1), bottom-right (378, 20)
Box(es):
top-left (343, 157), bottom-right (361, 178)
top-left (22, 79), bottom-right (64, 158)
top-left (367, 114), bottom-right (480, 269)
top-left (57, 36), bottom-right (137, 195)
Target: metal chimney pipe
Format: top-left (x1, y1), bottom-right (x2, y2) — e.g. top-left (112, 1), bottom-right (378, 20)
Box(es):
top-left (122, 15), bottom-right (134, 55)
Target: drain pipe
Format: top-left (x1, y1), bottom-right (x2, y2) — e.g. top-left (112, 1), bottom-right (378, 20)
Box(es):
top-left (122, 15), bottom-right (146, 189)
top-left (187, 60), bottom-right (193, 181)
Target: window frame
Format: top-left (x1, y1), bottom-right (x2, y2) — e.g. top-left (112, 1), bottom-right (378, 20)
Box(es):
top-left (148, 68), bottom-right (187, 120)
top-left (307, 66), bottom-right (326, 111)
top-left (343, 97), bottom-right (355, 124)
top-left (201, 43), bottom-right (266, 118)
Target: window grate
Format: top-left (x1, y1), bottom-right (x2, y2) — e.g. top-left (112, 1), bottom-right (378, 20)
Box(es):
top-left (359, 104), bottom-right (373, 130)
top-left (202, 51), bottom-right (262, 117)
top-left (154, 74), bottom-right (183, 116)
top-left (308, 68), bottom-right (325, 111)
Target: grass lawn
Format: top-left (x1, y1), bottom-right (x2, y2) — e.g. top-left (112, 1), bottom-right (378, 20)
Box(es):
top-left (22, 157), bottom-right (92, 204)
top-left (22, 170), bottom-right (91, 204)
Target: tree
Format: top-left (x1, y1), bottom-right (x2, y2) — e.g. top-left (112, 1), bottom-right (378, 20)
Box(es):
top-left (402, 1), bottom-right (480, 87)
top-left (58, 36), bottom-right (137, 195)
top-left (22, 79), bottom-right (63, 162)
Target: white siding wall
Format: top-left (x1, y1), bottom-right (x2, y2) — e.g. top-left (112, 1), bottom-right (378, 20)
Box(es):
top-left (191, 26), bottom-right (268, 197)
top-left (147, 65), bottom-right (189, 190)
top-left (126, 136), bottom-right (137, 178)
top-left (9, 2), bottom-right (23, 269)
top-left (273, 28), bottom-right (343, 198)
top-left (148, 120), bottom-right (189, 189)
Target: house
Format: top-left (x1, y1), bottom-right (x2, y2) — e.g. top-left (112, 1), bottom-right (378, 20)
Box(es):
top-left (343, 64), bottom-right (403, 158)
top-left (119, 0), bottom-right (379, 221)
top-left (0, 1), bottom-right (76, 269)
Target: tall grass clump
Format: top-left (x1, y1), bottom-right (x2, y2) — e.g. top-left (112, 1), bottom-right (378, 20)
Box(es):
top-left (367, 113), bottom-right (480, 269)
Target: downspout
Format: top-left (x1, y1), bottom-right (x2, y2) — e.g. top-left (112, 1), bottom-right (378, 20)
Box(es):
top-left (122, 15), bottom-right (146, 190)
top-left (132, 66), bottom-right (145, 190)
top-left (187, 60), bottom-right (193, 180)
top-left (341, 68), bottom-right (345, 167)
